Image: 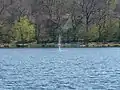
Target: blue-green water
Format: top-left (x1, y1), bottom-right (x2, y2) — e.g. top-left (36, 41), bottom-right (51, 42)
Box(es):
top-left (0, 48), bottom-right (120, 90)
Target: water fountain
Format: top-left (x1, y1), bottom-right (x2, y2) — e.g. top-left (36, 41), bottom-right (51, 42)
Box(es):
top-left (58, 34), bottom-right (62, 52)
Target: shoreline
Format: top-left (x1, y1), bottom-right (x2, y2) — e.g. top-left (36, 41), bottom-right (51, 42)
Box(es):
top-left (0, 47), bottom-right (120, 49)
top-left (1, 42), bottom-right (120, 48)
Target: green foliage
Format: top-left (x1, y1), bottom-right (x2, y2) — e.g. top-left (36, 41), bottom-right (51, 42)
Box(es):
top-left (110, 0), bottom-right (117, 9)
top-left (102, 19), bottom-right (120, 41)
top-left (87, 26), bottom-right (99, 41)
top-left (12, 16), bottom-right (35, 42)
top-left (85, 19), bottom-right (120, 42)
top-left (0, 23), bottom-right (12, 43)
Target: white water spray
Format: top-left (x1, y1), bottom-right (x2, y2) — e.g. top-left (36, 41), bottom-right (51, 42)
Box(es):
top-left (58, 35), bottom-right (62, 52)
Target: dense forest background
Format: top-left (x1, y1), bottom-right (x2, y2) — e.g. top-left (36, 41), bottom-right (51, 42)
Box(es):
top-left (0, 0), bottom-right (120, 44)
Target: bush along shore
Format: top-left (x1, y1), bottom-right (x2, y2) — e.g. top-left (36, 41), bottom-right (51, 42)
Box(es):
top-left (1, 42), bottom-right (120, 48)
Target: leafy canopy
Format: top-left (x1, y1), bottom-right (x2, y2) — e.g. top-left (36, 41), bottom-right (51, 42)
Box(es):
top-left (12, 16), bottom-right (35, 42)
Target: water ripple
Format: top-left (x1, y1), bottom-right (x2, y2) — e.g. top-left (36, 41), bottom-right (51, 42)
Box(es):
top-left (0, 48), bottom-right (120, 90)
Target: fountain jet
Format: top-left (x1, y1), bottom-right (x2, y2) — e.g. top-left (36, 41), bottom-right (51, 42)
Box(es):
top-left (58, 34), bottom-right (62, 51)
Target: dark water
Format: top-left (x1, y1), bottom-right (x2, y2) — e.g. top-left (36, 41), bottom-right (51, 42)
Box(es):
top-left (0, 48), bottom-right (120, 90)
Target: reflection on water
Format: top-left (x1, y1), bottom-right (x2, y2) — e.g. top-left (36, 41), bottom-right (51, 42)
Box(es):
top-left (0, 48), bottom-right (120, 90)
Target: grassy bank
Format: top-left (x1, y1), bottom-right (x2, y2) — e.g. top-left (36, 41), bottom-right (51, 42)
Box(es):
top-left (1, 42), bottom-right (120, 48)
top-left (88, 42), bottom-right (120, 47)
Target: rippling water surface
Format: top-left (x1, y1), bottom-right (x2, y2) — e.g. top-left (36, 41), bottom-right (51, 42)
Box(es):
top-left (0, 48), bottom-right (120, 90)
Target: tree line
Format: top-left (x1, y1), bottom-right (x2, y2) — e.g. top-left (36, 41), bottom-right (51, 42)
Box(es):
top-left (0, 0), bottom-right (120, 44)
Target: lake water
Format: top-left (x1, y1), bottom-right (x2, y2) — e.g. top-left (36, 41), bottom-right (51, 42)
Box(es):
top-left (0, 48), bottom-right (120, 90)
